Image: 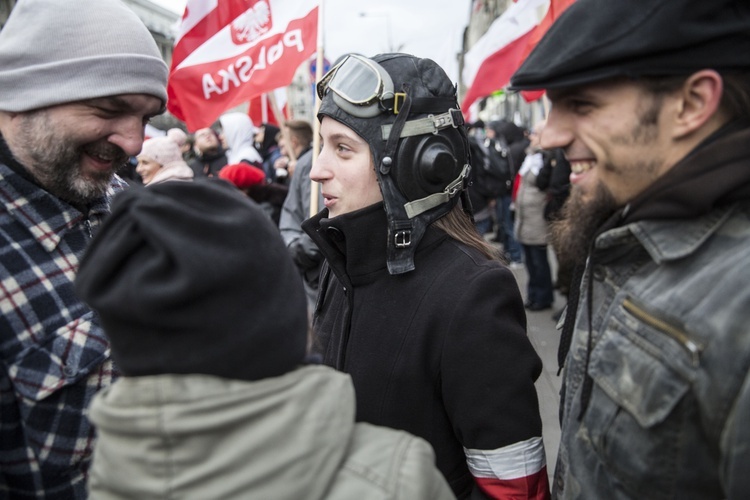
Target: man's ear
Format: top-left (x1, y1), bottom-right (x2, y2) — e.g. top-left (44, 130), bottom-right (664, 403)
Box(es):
top-left (672, 69), bottom-right (724, 140)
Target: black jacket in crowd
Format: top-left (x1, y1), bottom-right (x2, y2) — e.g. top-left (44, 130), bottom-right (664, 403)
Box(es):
top-left (302, 203), bottom-right (544, 499)
top-left (188, 148), bottom-right (228, 178)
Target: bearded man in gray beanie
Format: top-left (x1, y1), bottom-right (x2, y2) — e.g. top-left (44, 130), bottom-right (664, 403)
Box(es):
top-left (0, 0), bottom-right (168, 497)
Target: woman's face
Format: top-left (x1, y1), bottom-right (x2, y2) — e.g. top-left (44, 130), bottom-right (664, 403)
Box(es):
top-left (135, 155), bottom-right (162, 185)
top-left (310, 117), bottom-right (382, 218)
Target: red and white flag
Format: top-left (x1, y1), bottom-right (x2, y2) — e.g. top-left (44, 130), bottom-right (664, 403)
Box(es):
top-left (248, 88), bottom-right (288, 127)
top-left (518, 0), bottom-right (576, 102)
top-left (461, 0), bottom-right (575, 112)
top-left (168, 0), bottom-right (318, 131)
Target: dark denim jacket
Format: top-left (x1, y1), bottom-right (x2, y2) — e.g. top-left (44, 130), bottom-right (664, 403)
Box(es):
top-left (554, 202), bottom-right (750, 499)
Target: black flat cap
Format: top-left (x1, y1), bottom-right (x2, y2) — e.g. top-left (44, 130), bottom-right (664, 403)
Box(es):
top-left (510, 0), bottom-right (750, 90)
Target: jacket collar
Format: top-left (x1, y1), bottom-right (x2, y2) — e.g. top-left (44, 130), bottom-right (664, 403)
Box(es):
top-left (302, 202), bottom-right (446, 286)
top-left (595, 122), bottom-right (750, 263)
top-left (0, 135), bottom-right (115, 252)
top-left (595, 204), bottom-right (736, 264)
top-left (622, 121), bottom-right (750, 225)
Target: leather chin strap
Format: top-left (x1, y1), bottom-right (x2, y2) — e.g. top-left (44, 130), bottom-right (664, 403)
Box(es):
top-left (404, 164), bottom-right (469, 218)
top-left (378, 86), bottom-right (467, 275)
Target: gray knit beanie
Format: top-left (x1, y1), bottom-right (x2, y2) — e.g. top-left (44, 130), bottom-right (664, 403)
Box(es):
top-left (0, 0), bottom-right (169, 112)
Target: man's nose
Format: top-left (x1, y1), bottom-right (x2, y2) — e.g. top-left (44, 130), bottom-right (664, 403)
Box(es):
top-left (108, 117), bottom-right (147, 157)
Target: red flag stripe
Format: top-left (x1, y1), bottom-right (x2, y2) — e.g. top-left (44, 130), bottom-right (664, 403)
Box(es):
top-left (461, 0), bottom-right (577, 110)
top-left (461, 0), bottom-right (548, 112)
top-left (461, 29), bottom-right (535, 111)
top-left (516, 0), bottom-right (577, 102)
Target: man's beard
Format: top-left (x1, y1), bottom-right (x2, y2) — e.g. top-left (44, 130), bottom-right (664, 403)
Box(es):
top-left (551, 182), bottom-right (618, 268)
top-left (13, 111), bottom-right (128, 205)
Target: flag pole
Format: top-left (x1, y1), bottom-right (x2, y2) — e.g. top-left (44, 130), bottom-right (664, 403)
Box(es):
top-left (267, 91), bottom-right (285, 127)
top-left (261, 93), bottom-right (269, 124)
top-left (310, 0), bottom-right (324, 217)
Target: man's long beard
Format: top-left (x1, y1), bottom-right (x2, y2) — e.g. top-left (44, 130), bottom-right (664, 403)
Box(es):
top-left (13, 111), bottom-right (127, 205)
top-left (551, 182), bottom-right (618, 268)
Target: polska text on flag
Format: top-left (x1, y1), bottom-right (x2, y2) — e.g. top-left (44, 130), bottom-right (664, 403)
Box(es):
top-left (168, 0), bottom-right (318, 131)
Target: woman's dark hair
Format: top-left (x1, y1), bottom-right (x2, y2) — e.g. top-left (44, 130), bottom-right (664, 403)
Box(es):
top-left (433, 203), bottom-right (503, 261)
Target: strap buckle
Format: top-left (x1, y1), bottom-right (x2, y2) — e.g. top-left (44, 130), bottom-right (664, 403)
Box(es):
top-left (395, 230), bottom-right (412, 248)
top-left (393, 93), bottom-right (407, 115)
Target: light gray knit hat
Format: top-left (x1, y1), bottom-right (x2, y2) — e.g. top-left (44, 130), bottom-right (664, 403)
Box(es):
top-left (0, 0), bottom-right (169, 112)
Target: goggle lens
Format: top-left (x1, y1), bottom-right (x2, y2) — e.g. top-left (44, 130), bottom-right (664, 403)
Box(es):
top-left (327, 57), bottom-right (382, 105)
top-left (317, 55), bottom-right (396, 118)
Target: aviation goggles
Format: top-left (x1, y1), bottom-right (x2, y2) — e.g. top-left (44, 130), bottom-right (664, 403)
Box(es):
top-left (316, 54), bottom-right (404, 118)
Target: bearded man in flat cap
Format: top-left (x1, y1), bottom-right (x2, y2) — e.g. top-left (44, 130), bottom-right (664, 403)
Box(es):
top-left (510, 0), bottom-right (750, 498)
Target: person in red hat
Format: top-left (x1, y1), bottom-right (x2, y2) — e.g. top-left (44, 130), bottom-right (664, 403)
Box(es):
top-left (219, 163), bottom-right (288, 225)
top-left (511, 0), bottom-right (750, 498)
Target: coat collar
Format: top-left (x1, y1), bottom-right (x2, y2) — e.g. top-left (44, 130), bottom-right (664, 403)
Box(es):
top-left (302, 202), bottom-right (446, 286)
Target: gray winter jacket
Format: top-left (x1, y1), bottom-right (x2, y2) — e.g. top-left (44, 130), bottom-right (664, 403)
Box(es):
top-left (87, 365), bottom-right (454, 500)
top-left (514, 153), bottom-right (549, 246)
top-left (555, 203), bottom-right (750, 499)
top-left (554, 123), bottom-right (750, 499)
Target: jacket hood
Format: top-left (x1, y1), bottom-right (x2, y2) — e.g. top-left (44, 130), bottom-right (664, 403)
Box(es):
top-left (219, 112), bottom-right (263, 165)
top-left (88, 366), bottom-right (357, 500)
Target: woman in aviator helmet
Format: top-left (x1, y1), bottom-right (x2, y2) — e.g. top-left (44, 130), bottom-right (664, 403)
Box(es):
top-left (302, 53), bottom-right (550, 499)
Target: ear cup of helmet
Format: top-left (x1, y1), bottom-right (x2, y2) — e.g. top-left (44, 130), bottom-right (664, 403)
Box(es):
top-left (392, 128), bottom-right (467, 202)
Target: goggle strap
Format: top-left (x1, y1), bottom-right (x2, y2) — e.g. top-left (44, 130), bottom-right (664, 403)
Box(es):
top-left (380, 84), bottom-right (414, 175)
top-left (386, 95), bottom-right (457, 115)
top-left (404, 164), bottom-right (470, 218)
top-left (408, 97), bottom-right (457, 115)
top-left (380, 109), bottom-right (464, 141)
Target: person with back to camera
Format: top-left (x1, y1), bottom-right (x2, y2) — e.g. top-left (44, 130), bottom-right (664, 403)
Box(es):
top-left (303, 53), bottom-right (549, 499)
top-left (74, 179), bottom-right (454, 500)
top-left (514, 120), bottom-right (554, 312)
top-left (510, 0), bottom-right (750, 497)
top-left (219, 162), bottom-right (288, 225)
top-left (0, 0), bottom-right (168, 497)
top-left (487, 119), bottom-right (526, 267)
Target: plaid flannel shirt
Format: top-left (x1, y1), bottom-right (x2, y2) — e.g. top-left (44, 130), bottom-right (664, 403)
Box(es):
top-left (0, 158), bottom-right (126, 499)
